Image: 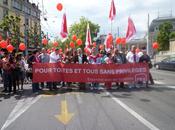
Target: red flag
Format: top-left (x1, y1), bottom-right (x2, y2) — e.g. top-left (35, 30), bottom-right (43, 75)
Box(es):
top-left (104, 33), bottom-right (113, 52)
top-left (60, 13), bottom-right (68, 38)
top-left (85, 23), bottom-right (92, 47)
top-left (126, 17), bottom-right (136, 41)
top-left (109, 0), bottom-right (116, 21)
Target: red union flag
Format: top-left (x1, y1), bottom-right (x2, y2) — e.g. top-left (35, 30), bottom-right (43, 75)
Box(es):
top-left (109, 0), bottom-right (116, 21)
top-left (85, 23), bottom-right (92, 47)
top-left (126, 17), bottom-right (136, 41)
top-left (60, 13), bottom-right (68, 38)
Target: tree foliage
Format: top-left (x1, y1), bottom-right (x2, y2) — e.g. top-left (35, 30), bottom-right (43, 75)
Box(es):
top-left (157, 22), bottom-right (173, 51)
top-left (170, 32), bottom-right (175, 40)
top-left (0, 15), bottom-right (21, 47)
top-left (68, 17), bottom-right (100, 49)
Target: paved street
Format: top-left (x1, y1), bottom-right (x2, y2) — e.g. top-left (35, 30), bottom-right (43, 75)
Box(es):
top-left (0, 69), bottom-right (175, 130)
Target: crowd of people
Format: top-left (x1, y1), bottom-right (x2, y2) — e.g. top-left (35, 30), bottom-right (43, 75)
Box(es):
top-left (0, 45), bottom-right (154, 94)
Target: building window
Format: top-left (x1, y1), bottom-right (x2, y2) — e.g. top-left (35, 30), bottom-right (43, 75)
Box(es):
top-left (25, 18), bottom-right (29, 26)
top-left (3, 0), bottom-right (8, 5)
top-left (3, 8), bottom-right (8, 18)
top-left (13, 0), bottom-right (22, 10)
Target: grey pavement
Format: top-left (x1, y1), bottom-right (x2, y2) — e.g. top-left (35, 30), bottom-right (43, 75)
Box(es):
top-left (0, 69), bottom-right (175, 130)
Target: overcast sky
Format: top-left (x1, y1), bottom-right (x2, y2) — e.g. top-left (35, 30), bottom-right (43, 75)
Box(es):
top-left (30, 0), bottom-right (174, 40)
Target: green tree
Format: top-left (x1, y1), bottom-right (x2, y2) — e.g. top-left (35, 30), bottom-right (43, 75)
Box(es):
top-left (0, 15), bottom-right (21, 48)
top-left (157, 22), bottom-right (173, 51)
top-left (170, 32), bottom-right (175, 40)
top-left (69, 17), bottom-right (100, 49)
top-left (28, 24), bottom-right (41, 48)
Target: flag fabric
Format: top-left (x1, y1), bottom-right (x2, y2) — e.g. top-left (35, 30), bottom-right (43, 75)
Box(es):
top-left (104, 34), bottom-right (113, 52)
top-left (85, 23), bottom-right (92, 47)
top-left (60, 13), bottom-right (68, 39)
top-left (126, 17), bottom-right (136, 41)
top-left (109, 0), bottom-right (116, 21)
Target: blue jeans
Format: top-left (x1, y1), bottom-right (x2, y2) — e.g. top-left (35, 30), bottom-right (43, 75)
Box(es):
top-left (32, 83), bottom-right (39, 92)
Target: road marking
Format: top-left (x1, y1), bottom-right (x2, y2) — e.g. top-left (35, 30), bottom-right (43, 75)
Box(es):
top-left (1, 95), bottom-right (41, 130)
top-left (105, 91), bottom-right (160, 130)
top-left (55, 100), bottom-right (74, 125)
top-left (155, 81), bottom-right (175, 89)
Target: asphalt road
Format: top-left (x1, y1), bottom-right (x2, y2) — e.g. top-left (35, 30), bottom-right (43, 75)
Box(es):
top-left (0, 69), bottom-right (175, 130)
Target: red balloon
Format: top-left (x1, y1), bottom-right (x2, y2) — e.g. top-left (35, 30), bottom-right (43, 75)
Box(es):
top-left (56, 3), bottom-right (63, 11)
top-left (152, 42), bottom-right (159, 49)
top-left (93, 42), bottom-right (96, 47)
top-left (6, 44), bottom-right (14, 52)
top-left (116, 37), bottom-right (122, 44)
top-left (121, 38), bottom-right (126, 44)
top-left (70, 42), bottom-right (75, 48)
top-left (0, 40), bottom-right (8, 49)
top-left (76, 39), bottom-right (82, 46)
top-left (42, 38), bottom-right (48, 45)
top-left (19, 43), bottom-right (26, 51)
top-left (72, 35), bottom-right (77, 41)
top-left (53, 42), bottom-right (59, 47)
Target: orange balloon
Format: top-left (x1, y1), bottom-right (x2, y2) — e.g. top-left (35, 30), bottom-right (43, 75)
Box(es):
top-left (42, 38), bottom-right (48, 45)
top-left (72, 35), bottom-right (77, 41)
top-left (6, 44), bottom-right (14, 52)
top-left (76, 39), bottom-right (82, 46)
top-left (70, 42), bottom-right (75, 48)
top-left (121, 38), bottom-right (126, 44)
top-left (56, 3), bottom-right (63, 11)
top-left (0, 40), bottom-right (8, 49)
top-left (53, 42), bottom-right (59, 47)
top-left (116, 37), bottom-right (122, 44)
top-left (19, 43), bottom-right (26, 51)
top-left (152, 42), bottom-right (159, 49)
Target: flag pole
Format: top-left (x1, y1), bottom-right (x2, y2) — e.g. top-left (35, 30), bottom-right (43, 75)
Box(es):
top-left (147, 14), bottom-right (150, 55)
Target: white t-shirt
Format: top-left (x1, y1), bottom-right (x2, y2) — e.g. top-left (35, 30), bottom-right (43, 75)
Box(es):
top-left (49, 52), bottom-right (60, 63)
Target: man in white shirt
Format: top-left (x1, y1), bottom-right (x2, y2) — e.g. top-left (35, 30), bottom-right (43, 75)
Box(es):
top-left (49, 49), bottom-right (60, 90)
top-left (49, 49), bottom-right (60, 63)
top-left (126, 45), bottom-right (140, 88)
top-left (126, 45), bottom-right (139, 63)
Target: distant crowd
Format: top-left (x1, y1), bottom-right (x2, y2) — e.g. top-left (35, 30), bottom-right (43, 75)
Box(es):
top-left (0, 45), bottom-right (154, 94)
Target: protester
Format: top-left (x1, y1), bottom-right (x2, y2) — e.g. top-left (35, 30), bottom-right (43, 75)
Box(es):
top-left (139, 48), bottom-right (154, 87)
top-left (126, 45), bottom-right (140, 88)
top-left (74, 48), bottom-right (88, 90)
top-left (2, 53), bottom-right (12, 93)
top-left (38, 48), bottom-right (50, 89)
top-left (104, 52), bottom-right (113, 90)
top-left (28, 50), bottom-right (40, 93)
top-left (112, 48), bottom-right (125, 89)
top-left (49, 48), bottom-right (60, 90)
top-left (88, 47), bottom-right (100, 90)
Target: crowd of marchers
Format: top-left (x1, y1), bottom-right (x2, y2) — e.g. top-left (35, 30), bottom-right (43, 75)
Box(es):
top-left (0, 45), bottom-right (154, 94)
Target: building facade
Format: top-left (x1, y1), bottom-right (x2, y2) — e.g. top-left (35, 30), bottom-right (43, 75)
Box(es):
top-left (149, 17), bottom-right (175, 54)
top-left (0, 0), bottom-right (41, 51)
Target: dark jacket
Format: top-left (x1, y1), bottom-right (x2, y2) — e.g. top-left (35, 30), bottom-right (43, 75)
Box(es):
top-left (73, 54), bottom-right (88, 64)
